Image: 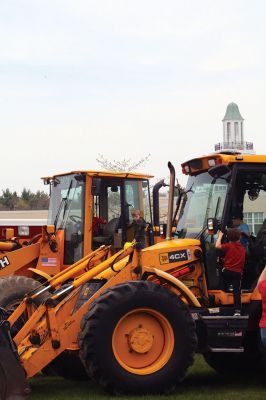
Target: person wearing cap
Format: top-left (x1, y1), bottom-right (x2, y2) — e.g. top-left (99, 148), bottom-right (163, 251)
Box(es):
top-left (232, 211), bottom-right (250, 249)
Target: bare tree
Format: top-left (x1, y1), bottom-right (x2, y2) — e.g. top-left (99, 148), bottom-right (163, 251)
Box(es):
top-left (96, 153), bottom-right (151, 172)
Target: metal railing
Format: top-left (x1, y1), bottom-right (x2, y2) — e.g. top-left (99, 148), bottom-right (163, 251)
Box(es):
top-left (214, 142), bottom-right (254, 152)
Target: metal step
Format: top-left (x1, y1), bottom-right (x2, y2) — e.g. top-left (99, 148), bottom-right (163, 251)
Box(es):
top-left (198, 314), bottom-right (248, 352)
top-left (209, 347), bottom-right (244, 353)
top-left (201, 315), bottom-right (249, 320)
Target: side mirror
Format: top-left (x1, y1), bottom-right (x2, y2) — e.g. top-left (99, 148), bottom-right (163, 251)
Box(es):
top-left (208, 164), bottom-right (231, 179)
top-left (207, 218), bottom-right (219, 235)
top-left (92, 177), bottom-right (102, 195)
top-left (111, 185), bottom-right (118, 192)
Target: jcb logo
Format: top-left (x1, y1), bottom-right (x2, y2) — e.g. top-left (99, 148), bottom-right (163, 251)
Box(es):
top-left (0, 256), bottom-right (10, 269)
top-left (159, 253), bottom-right (169, 264)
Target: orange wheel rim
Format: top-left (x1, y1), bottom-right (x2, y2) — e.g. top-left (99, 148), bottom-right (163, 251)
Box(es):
top-left (112, 308), bottom-right (174, 375)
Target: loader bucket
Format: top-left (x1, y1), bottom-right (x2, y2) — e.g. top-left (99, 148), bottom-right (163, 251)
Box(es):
top-left (0, 320), bottom-right (30, 400)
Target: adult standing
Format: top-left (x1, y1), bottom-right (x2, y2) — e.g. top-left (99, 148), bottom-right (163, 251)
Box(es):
top-left (257, 265), bottom-right (266, 346)
top-left (231, 211), bottom-right (250, 249)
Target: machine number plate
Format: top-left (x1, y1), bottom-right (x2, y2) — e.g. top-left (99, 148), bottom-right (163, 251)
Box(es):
top-left (159, 249), bottom-right (191, 265)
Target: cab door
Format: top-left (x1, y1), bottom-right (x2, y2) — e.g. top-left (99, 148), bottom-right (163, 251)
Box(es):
top-left (228, 165), bottom-right (266, 289)
top-left (123, 179), bottom-right (152, 246)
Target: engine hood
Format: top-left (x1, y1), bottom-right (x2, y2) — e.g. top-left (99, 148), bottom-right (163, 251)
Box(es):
top-left (141, 238), bottom-right (202, 271)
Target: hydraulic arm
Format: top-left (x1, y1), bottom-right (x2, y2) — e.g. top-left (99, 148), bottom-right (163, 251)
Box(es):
top-left (0, 242), bottom-right (135, 400)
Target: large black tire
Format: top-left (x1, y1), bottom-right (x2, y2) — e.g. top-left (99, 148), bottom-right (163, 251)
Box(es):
top-left (79, 281), bottom-right (197, 394)
top-left (0, 275), bottom-right (47, 335)
top-left (204, 330), bottom-right (266, 375)
top-left (203, 351), bottom-right (264, 376)
top-left (47, 351), bottom-right (89, 380)
top-left (0, 275), bottom-right (45, 310)
top-left (0, 276), bottom-right (88, 381)
top-left (203, 352), bottom-right (248, 375)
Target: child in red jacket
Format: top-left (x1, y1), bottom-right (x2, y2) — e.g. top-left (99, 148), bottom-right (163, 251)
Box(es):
top-left (257, 265), bottom-right (266, 346)
top-left (215, 228), bottom-right (246, 316)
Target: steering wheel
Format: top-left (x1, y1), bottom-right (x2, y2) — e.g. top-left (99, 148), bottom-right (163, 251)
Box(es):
top-left (70, 215), bottom-right (82, 223)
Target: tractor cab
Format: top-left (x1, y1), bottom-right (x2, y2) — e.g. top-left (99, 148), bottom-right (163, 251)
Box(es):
top-left (177, 153), bottom-right (266, 307)
top-left (44, 170), bottom-right (153, 266)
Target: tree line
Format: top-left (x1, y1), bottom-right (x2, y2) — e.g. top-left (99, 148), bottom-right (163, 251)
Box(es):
top-left (0, 155), bottom-right (151, 211)
top-left (0, 188), bottom-right (49, 210)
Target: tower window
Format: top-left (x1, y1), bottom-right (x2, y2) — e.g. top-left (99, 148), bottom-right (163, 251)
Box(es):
top-left (227, 122), bottom-right (231, 139)
top-left (234, 122), bottom-right (239, 140)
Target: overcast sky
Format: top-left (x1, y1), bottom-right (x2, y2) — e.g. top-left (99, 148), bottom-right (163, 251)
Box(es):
top-left (1, 0), bottom-right (266, 192)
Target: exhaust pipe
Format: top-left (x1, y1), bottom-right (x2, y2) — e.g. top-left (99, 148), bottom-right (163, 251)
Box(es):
top-left (0, 321), bottom-right (30, 400)
top-left (166, 162), bottom-right (175, 240)
top-left (152, 179), bottom-right (166, 227)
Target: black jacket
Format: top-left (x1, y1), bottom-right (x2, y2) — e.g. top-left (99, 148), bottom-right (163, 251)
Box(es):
top-left (129, 218), bottom-right (146, 242)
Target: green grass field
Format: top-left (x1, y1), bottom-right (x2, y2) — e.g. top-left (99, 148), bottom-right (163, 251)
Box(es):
top-left (28, 355), bottom-right (265, 400)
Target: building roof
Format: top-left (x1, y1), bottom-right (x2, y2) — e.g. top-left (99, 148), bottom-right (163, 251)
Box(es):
top-left (222, 102), bottom-right (244, 121)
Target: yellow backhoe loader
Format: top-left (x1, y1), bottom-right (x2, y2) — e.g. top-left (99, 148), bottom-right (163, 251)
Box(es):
top-left (1, 153), bottom-right (265, 399)
top-left (0, 169), bottom-right (156, 302)
top-left (0, 169), bottom-right (155, 275)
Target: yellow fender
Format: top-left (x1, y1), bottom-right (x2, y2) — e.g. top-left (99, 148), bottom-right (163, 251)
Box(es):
top-left (27, 268), bottom-right (51, 282)
top-left (143, 266), bottom-right (201, 308)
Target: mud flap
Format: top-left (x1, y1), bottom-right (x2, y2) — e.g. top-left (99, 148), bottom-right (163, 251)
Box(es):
top-left (0, 320), bottom-right (30, 400)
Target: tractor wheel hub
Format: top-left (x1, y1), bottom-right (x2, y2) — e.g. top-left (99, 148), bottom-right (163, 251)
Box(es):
top-left (128, 327), bottom-right (154, 353)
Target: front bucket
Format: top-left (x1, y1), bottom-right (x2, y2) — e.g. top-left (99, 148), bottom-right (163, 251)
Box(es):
top-left (0, 320), bottom-right (30, 400)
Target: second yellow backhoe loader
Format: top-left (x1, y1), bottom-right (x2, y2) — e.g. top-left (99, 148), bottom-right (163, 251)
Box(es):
top-left (1, 153), bottom-right (265, 399)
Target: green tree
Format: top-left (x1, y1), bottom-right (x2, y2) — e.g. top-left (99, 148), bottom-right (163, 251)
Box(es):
top-left (0, 189), bottom-right (18, 210)
top-left (0, 188), bottom-right (49, 210)
top-left (29, 191), bottom-right (49, 209)
top-left (21, 188), bottom-right (33, 202)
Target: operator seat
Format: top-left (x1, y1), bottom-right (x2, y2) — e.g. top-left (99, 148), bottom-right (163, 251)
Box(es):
top-left (92, 217), bottom-right (119, 246)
